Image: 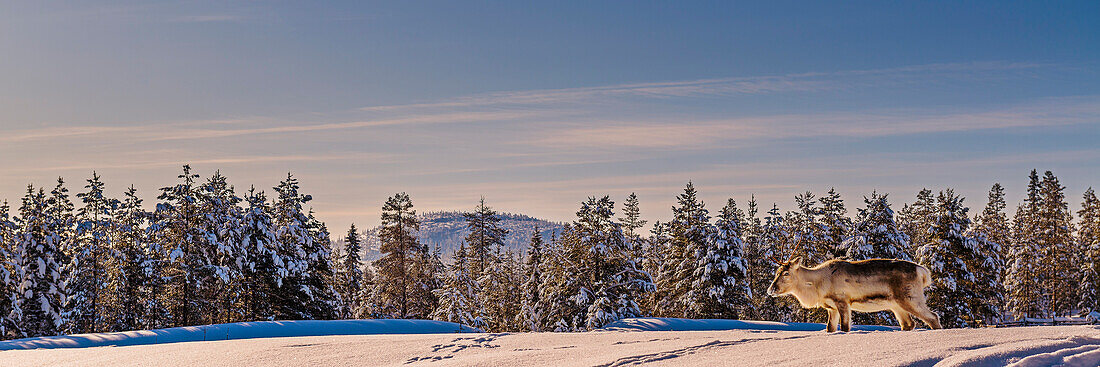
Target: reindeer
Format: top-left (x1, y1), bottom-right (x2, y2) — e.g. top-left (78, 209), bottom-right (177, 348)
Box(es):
top-left (766, 251), bottom-right (942, 332)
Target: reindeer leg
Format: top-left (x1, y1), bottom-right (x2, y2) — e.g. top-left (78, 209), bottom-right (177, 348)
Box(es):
top-left (892, 309), bottom-right (914, 331)
top-left (899, 299), bottom-right (941, 330)
top-left (826, 308), bottom-right (839, 332)
top-left (837, 302), bottom-right (852, 332)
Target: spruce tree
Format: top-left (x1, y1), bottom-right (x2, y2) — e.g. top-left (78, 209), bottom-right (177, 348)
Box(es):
top-left (9, 186), bottom-right (65, 337)
top-left (430, 244), bottom-right (486, 330)
top-left (785, 192), bottom-right (821, 263)
top-left (575, 196), bottom-right (648, 330)
top-left (520, 228), bottom-right (545, 331)
top-left (1077, 188), bottom-right (1100, 313)
top-left (66, 172), bottom-right (119, 334)
top-left (899, 188), bottom-right (935, 258)
top-left (844, 192), bottom-right (911, 261)
top-left (339, 224), bottom-right (364, 318)
top-left (199, 171), bottom-right (244, 324)
top-left (916, 189), bottom-right (989, 328)
top-left (817, 188), bottom-right (851, 260)
top-left (538, 226), bottom-right (583, 331)
top-left (113, 186), bottom-right (154, 331)
top-left (0, 201), bottom-right (14, 337)
top-left (688, 198), bottom-right (752, 319)
top-left (1007, 170), bottom-right (1044, 319)
top-left (658, 182), bottom-right (711, 317)
top-left (755, 203), bottom-right (792, 322)
top-left (971, 183), bottom-right (1010, 323)
top-left (239, 187), bottom-right (279, 321)
top-left (638, 221), bottom-right (668, 316)
top-left (1036, 171), bottom-right (1076, 317)
top-left (270, 173), bottom-right (321, 319)
top-left (304, 212), bottom-right (339, 319)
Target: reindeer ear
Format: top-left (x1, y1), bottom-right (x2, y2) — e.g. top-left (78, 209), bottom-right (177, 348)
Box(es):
top-left (791, 256), bottom-right (803, 266)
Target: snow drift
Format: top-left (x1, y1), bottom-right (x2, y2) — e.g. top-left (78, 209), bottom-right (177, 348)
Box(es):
top-left (602, 317), bottom-right (898, 332)
top-left (0, 319), bottom-right (480, 351)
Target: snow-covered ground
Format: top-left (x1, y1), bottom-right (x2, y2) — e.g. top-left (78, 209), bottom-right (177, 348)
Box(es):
top-left (1, 319), bottom-right (1098, 366)
top-left (0, 319), bottom-right (479, 351)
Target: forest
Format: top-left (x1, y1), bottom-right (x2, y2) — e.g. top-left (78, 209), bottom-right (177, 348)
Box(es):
top-left (0, 165), bottom-right (1097, 339)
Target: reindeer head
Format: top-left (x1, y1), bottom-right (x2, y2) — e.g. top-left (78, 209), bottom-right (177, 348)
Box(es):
top-left (767, 256), bottom-right (803, 297)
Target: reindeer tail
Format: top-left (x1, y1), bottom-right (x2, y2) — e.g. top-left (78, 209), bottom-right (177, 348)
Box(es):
top-left (916, 264), bottom-right (933, 289)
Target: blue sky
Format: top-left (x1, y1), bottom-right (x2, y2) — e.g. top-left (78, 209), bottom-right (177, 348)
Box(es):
top-left (1, 1), bottom-right (1098, 230)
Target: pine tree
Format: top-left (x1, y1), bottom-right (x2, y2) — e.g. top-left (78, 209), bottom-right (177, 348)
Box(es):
top-left (618, 193), bottom-right (647, 259)
top-left (658, 182), bottom-right (711, 317)
top-left (1077, 188), bottom-right (1100, 313)
top-left (1007, 170), bottom-right (1044, 319)
top-left (151, 165), bottom-right (208, 326)
top-left (520, 228), bottom-right (545, 331)
top-left (372, 193), bottom-right (430, 319)
top-left (463, 197), bottom-right (507, 281)
top-left (65, 172), bottom-right (119, 334)
top-left (844, 192), bottom-right (911, 261)
top-left (899, 188), bottom-right (935, 259)
top-left (9, 186), bottom-right (66, 337)
top-left (687, 198), bottom-right (752, 319)
top-left (458, 198), bottom-right (512, 330)
top-left (1036, 171), bottom-right (1076, 317)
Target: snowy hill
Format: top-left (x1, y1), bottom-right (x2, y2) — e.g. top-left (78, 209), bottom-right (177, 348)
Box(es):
top-left (355, 211), bottom-right (564, 262)
top-left (3, 322), bottom-right (1098, 366)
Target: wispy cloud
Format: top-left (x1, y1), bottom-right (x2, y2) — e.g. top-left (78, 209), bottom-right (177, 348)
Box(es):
top-left (528, 96), bottom-right (1100, 149)
top-left (358, 61), bottom-right (1046, 112)
top-left (13, 152), bottom-right (389, 173)
top-left (172, 15), bottom-right (244, 23)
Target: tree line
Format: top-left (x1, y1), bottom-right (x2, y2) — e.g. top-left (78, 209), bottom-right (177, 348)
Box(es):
top-left (0, 167), bottom-right (1098, 339)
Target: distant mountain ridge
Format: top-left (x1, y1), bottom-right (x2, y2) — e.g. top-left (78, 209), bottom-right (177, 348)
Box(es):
top-left (352, 211), bottom-right (564, 263)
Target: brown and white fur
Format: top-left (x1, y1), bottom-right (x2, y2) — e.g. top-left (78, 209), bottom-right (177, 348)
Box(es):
top-left (767, 257), bottom-right (942, 332)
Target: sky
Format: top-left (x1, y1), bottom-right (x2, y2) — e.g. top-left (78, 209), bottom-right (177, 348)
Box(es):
top-left (1, 1), bottom-right (1099, 231)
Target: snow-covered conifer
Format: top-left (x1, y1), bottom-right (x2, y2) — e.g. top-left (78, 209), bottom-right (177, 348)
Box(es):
top-left (1077, 188), bottom-right (1100, 313)
top-left (520, 228), bottom-right (545, 331)
top-left (899, 189), bottom-right (935, 257)
top-left (658, 182), bottom-right (711, 317)
top-left (1007, 170), bottom-right (1045, 319)
top-left (65, 172), bottom-right (119, 333)
top-left (1036, 171), bottom-right (1076, 317)
top-left (372, 193), bottom-right (429, 319)
top-left (916, 189), bottom-right (988, 328)
top-left (844, 192), bottom-right (910, 261)
top-left (817, 188), bottom-right (851, 260)
top-left (688, 198), bottom-right (752, 319)
top-left (9, 186), bottom-right (66, 337)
